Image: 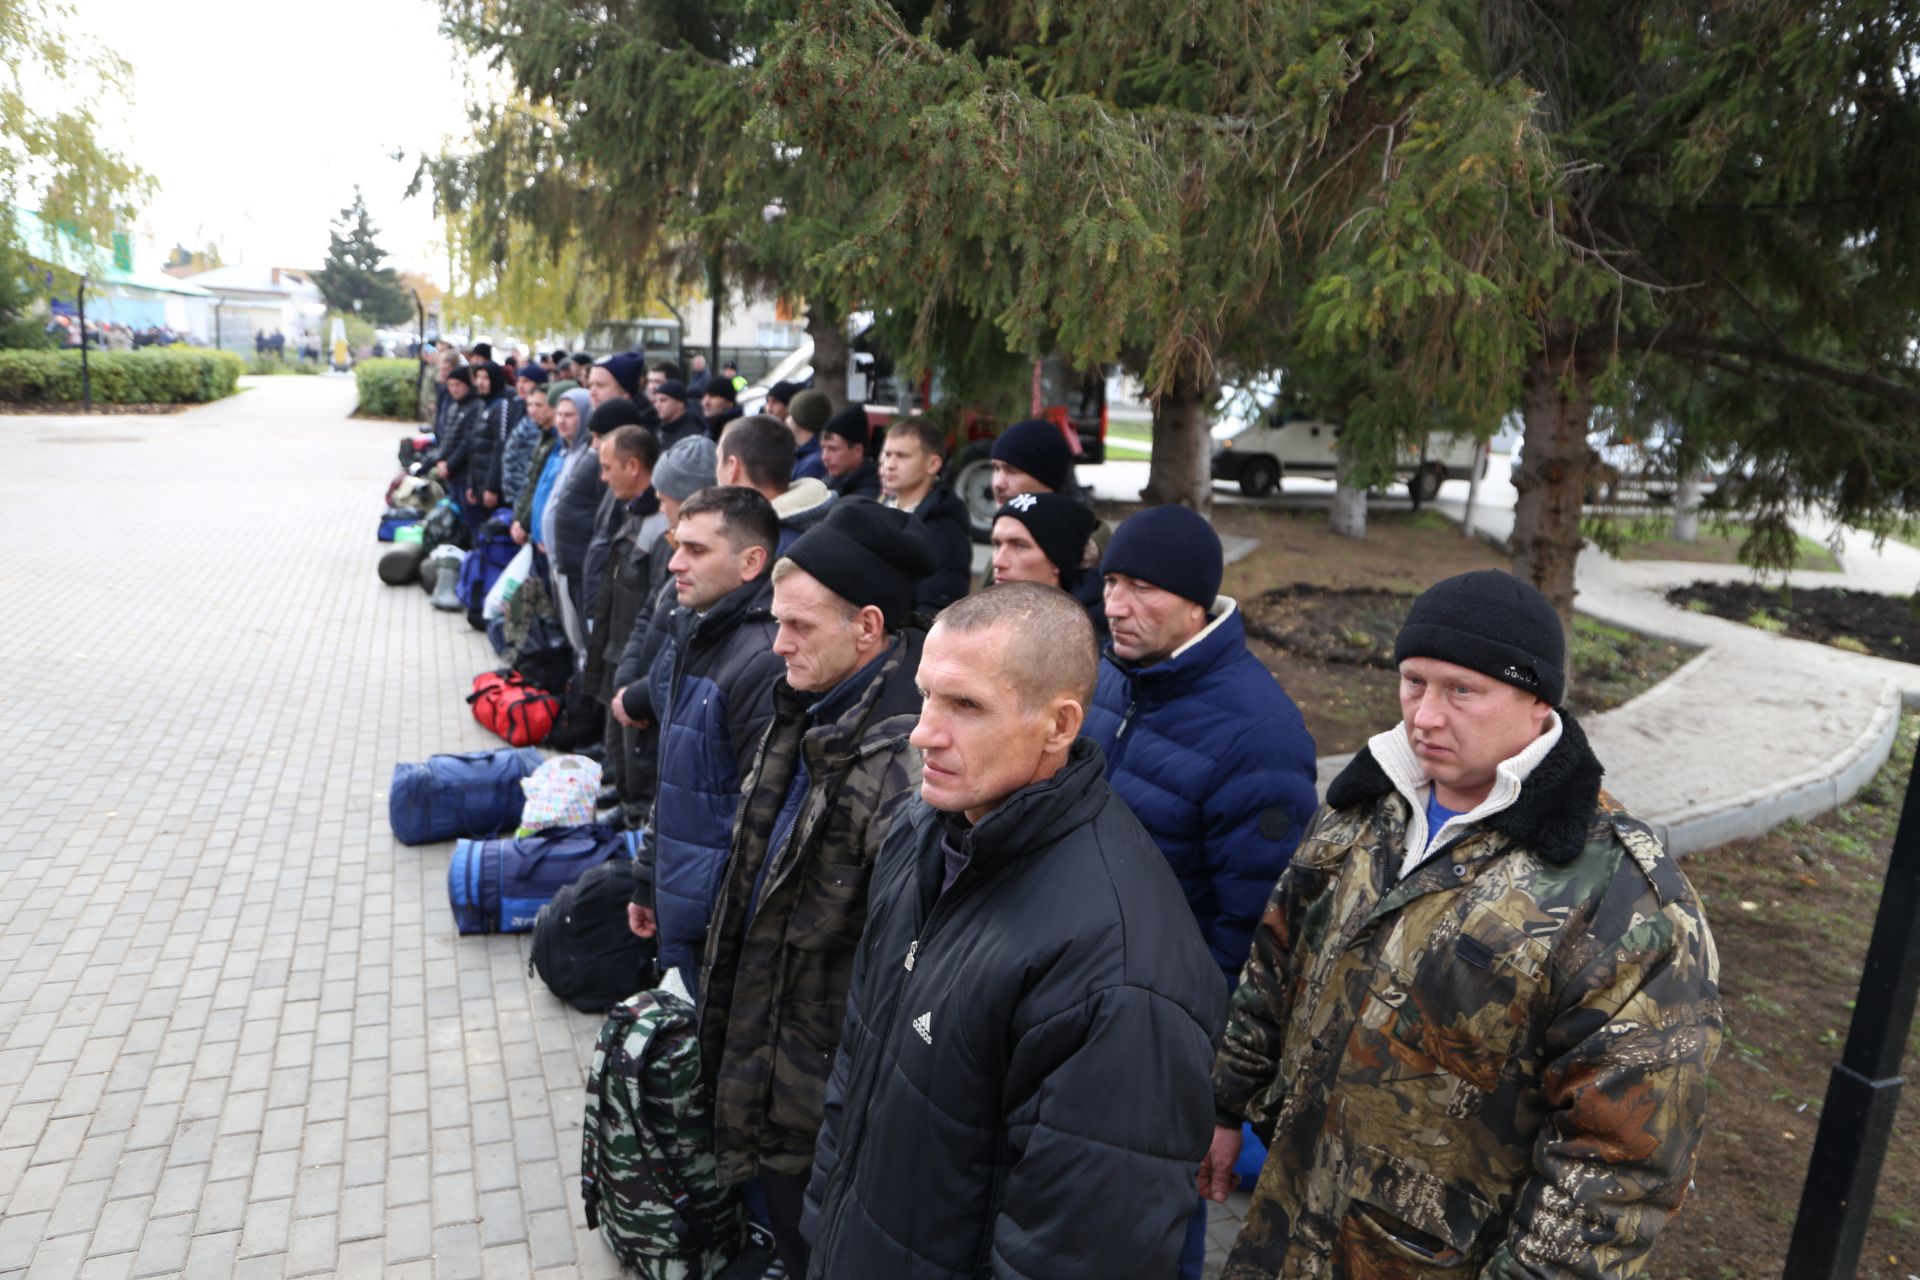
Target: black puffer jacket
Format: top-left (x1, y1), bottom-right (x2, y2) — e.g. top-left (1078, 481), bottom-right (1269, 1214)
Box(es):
top-left (467, 391), bottom-right (511, 499)
top-left (804, 740), bottom-right (1225, 1279)
top-left (908, 482), bottom-right (973, 613)
top-left (436, 395), bottom-right (482, 482)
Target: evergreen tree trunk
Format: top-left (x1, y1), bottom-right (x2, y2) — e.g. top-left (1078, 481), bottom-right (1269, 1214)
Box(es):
top-left (1462, 440), bottom-right (1488, 540)
top-left (1140, 367), bottom-right (1211, 511)
top-left (1510, 348), bottom-right (1595, 640)
top-left (1330, 443), bottom-right (1368, 540)
top-left (1672, 469), bottom-right (1704, 542)
top-left (807, 303), bottom-right (850, 409)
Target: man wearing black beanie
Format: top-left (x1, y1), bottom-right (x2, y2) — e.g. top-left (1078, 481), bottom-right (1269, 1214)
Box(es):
top-left (1081, 501), bottom-right (1322, 1278)
top-left (1205, 569), bottom-right (1721, 1280)
top-left (988, 492), bottom-right (1105, 639)
top-left (819, 403), bottom-right (882, 500)
top-left (979, 417), bottom-right (1109, 590)
top-left (692, 501), bottom-right (933, 1275)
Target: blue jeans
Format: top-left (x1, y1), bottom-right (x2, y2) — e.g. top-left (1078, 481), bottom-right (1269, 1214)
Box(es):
top-left (1179, 1195), bottom-right (1208, 1278)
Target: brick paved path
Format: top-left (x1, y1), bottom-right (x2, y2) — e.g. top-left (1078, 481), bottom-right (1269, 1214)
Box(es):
top-left (0, 377), bottom-right (1248, 1279)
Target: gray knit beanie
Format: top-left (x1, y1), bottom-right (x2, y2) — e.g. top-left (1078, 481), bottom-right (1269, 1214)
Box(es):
top-left (653, 436), bottom-right (719, 501)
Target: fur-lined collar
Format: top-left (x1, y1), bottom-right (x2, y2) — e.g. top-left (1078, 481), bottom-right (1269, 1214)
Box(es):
top-left (1324, 710), bottom-right (1605, 865)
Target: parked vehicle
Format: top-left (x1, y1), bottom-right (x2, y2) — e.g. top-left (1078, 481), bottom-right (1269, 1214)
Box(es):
top-left (1209, 385), bottom-right (1483, 499)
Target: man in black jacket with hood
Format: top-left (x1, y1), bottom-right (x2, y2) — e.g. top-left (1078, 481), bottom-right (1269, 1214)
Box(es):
top-left (878, 418), bottom-right (972, 612)
top-left (803, 582), bottom-right (1226, 1279)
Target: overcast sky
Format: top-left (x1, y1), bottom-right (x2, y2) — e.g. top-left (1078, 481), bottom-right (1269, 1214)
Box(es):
top-left (79, 0), bottom-right (478, 280)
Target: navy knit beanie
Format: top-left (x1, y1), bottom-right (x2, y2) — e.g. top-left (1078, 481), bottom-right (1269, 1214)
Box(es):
top-left (991, 419), bottom-right (1074, 493)
top-left (517, 363), bottom-right (549, 386)
top-left (1393, 570), bottom-right (1566, 705)
top-left (1100, 505), bottom-right (1222, 606)
top-left (656, 378), bottom-right (690, 403)
top-left (785, 499), bottom-right (936, 630)
top-left (597, 351), bottom-right (644, 396)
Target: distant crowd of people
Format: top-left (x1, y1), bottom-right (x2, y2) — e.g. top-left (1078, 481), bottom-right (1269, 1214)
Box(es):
top-left (45, 315), bottom-right (193, 350)
top-left (404, 339), bottom-right (1725, 1280)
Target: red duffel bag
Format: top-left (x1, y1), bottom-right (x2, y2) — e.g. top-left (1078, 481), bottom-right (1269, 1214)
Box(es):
top-left (468, 671), bottom-right (560, 747)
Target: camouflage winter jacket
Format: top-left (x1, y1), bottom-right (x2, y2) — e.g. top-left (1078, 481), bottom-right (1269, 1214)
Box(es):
top-left (1213, 711), bottom-right (1722, 1280)
top-left (696, 629), bottom-right (925, 1183)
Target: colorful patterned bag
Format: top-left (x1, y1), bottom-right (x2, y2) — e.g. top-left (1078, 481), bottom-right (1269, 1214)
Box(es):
top-left (519, 755), bottom-right (603, 834)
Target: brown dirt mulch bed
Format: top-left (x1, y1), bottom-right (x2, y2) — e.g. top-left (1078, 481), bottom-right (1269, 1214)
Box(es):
top-left (1667, 580), bottom-right (1919, 663)
top-left (0, 402), bottom-right (186, 415)
top-left (1653, 719), bottom-right (1920, 1279)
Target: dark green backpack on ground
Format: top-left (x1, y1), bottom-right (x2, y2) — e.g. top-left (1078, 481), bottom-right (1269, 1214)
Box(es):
top-left (583, 987), bottom-right (743, 1278)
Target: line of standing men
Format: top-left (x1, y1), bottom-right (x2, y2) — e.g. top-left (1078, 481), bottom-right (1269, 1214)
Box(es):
top-left (428, 345), bottom-right (1723, 1279)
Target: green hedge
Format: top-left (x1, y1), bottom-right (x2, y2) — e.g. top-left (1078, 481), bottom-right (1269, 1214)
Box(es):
top-left (0, 348), bottom-right (244, 405)
top-left (355, 358), bottom-right (428, 420)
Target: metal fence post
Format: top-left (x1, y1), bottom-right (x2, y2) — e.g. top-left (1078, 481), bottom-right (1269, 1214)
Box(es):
top-left (78, 276), bottom-right (92, 413)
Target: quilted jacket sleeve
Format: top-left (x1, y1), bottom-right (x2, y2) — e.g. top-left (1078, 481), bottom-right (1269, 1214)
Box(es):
top-left (987, 985), bottom-right (1218, 1279)
top-left (1481, 873), bottom-right (1723, 1280)
top-left (1197, 720), bottom-right (1319, 978)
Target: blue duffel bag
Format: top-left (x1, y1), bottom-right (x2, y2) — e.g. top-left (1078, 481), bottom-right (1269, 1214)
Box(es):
top-left (448, 824), bottom-right (637, 935)
top-left (379, 508), bottom-right (421, 542)
top-left (388, 748), bottom-right (546, 846)
top-left (457, 509), bottom-right (518, 609)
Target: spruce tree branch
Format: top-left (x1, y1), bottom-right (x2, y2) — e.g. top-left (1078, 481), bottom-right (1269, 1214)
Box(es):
top-left (1620, 331), bottom-right (1920, 411)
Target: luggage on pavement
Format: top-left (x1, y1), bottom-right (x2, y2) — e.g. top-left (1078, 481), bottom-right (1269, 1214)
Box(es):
top-left (459, 510), bottom-right (519, 610)
top-left (581, 985), bottom-right (743, 1277)
top-left (399, 433), bottom-right (434, 467)
top-left (469, 670), bottom-right (562, 747)
top-left (422, 498), bottom-right (469, 553)
top-left (519, 755), bottom-right (604, 833)
top-left (430, 547), bottom-right (468, 611)
top-left (388, 747), bottom-right (546, 846)
top-left (378, 542), bottom-right (428, 586)
top-left (530, 855), bottom-right (656, 1012)
top-left (378, 507), bottom-right (421, 542)
top-left (447, 822), bottom-right (633, 934)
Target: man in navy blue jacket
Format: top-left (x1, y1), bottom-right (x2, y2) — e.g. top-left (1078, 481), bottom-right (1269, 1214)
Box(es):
top-left (625, 486), bottom-right (786, 996)
top-left (1080, 503), bottom-right (1319, 1279)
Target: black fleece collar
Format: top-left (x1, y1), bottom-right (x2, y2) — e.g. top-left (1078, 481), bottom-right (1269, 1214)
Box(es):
top-left (1323, 711), bottom-right (1605, 865)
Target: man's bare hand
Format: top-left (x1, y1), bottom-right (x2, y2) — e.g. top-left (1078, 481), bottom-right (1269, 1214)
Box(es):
top-left (435, 460), bottom-right (449, 478)
top-left (509, 520), bottom-right (528, 547)
top-left (1197, 1124), bottom-right (1244, 1203)
top-left (483, 491), bottom-right (500, 509)
top-left (610, 688), bottom-right (635, 727)
top-left (627, 904), bottom-right (656, 939)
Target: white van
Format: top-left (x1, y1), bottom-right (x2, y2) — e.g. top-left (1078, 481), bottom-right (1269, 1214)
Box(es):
top-left (1210, 402), bottom-right (1484, 500)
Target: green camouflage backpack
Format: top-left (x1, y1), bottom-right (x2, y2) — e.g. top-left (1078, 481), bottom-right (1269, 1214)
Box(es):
top-left (582, 987), bottom-right (743, 1278)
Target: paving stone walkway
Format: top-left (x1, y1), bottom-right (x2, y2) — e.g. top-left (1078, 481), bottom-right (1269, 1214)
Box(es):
top-left (1, 377), bottom-right (616, 1279)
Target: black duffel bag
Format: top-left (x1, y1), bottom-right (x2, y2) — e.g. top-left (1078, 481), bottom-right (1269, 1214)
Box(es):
top-left (529, 857), bottom-right (658, 1012)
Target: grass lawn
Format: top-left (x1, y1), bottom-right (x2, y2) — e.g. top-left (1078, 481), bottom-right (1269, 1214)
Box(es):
top-left (1586, 513), bottom-right (1840, 572)
top-left (1653, 717), bottom-right (1920, 1278)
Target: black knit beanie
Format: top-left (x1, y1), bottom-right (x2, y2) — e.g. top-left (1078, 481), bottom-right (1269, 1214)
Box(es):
top-left (704, 378), bottom-right (740, 404)
top-left (1100, 505), bottom-right (1222, 606)
top-left (1393, 570), bottom-right (1566, 705)
top-left (997, 493), bottom-right (1098, 585)
top-left (588, 396), bottom-right (645, 437)
top-left (784, 499), bottom-right (936, 631)
top-left (821, 403), bottom-right (871, 452)
top-left (991, 419), bottom-right (1074, 493)
top-left (445, 366), bottom-right (473, 390)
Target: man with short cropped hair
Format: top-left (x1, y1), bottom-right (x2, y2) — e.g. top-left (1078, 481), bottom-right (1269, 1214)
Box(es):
top-left (625, 487), bottom-right (786, 996)
top-left (587, 425), bottom-right (667, 826)
top-left (818, 403), bottom-right (881, 500)
top-left (1204, 570), bottom-right (1722, 1279)
top-left (698, 501), bottom-right (936, 1275)
top-left (880, 419), bottom-right (971, 612)
top-left (803, 582), bottom-right (1226, 1278)
top-left (717, 414), bottom-right (835, 554)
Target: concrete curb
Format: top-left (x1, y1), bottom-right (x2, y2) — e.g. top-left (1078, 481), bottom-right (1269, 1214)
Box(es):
top-left (1646, 678), bottom-right (1903, 856)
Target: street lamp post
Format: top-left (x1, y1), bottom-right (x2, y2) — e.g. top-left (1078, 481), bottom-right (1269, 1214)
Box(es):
top-left (77, 275), bottom-right (92, 414)
top-left (1783, 740), bottom-right (1920, 1279)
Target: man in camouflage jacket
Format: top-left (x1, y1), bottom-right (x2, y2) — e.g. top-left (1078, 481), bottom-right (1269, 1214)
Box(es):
top-left (1204, 571), bottom-right (1722, 1279)
top-left (696, 501), bottom-right (936, 1275)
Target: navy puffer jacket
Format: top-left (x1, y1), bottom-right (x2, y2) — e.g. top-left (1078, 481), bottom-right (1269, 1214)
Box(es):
top-left (1082, 597), bottom-right (1318, 980)
top-left (649, 574), bottom-right (785, 975)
